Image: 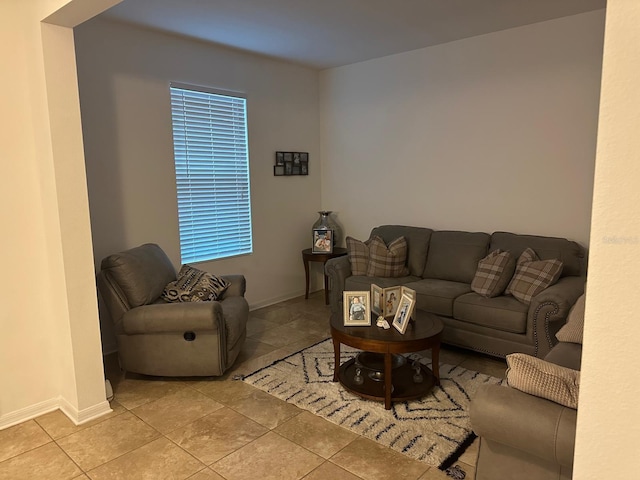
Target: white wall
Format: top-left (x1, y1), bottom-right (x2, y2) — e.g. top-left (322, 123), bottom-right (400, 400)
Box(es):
top-left (320, 11), bottom-right (605, 246)
top-left (74, 18), bottom-right (322, 350)
top-left (575, 1), bottom-right (640, 477)
top-left (0, 0), bottom-right (115, 429)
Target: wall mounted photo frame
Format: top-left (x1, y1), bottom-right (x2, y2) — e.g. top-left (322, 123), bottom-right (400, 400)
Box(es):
top-left (392, 292), bottom-right (415, 334)
top-left (312, 229), bottom-right (333, 254)
top-left (274, 151), bottom-right (309, 176)
top-left (343, 291), bottom-right (371, 326)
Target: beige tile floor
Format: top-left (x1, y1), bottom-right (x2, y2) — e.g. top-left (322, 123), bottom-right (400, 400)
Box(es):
top-left (0, 292), bottom-right (507, 480)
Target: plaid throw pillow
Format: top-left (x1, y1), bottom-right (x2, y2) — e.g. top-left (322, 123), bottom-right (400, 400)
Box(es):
top-left (505, 248), bottom-right (563, 304)
top-left (162, 265), bottom-right (230, 302)
top-left (506, 353), bottom-right (580, 409)
top-left (556, 294), bottom-right (585, 344)
top-left (471, 249), bottom-right (516, 298)
top-left (346, 236), bottom-right (370, 276)
top-left (366, 236), bottom-right (409, 278)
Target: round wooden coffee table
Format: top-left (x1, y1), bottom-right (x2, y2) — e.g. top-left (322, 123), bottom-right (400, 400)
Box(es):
top-left (330, 310), bottom-right (443, 409)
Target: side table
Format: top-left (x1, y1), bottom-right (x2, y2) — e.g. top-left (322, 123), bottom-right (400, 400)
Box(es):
top-left (302, 247), bottom-right (347, 304)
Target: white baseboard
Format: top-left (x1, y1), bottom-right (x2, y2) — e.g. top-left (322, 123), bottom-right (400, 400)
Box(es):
top-left (249, 289), bottom-right (310, 310)
top-left (0, 396), bottom-right (112, 430)
top-left (0, 398), bottom-right (60, 430)
top-left (59, 397), bottom-right (112, 425)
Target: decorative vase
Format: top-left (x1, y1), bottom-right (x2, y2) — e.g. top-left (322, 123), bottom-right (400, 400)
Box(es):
top-left (312, 211), bottom-right (343, 247)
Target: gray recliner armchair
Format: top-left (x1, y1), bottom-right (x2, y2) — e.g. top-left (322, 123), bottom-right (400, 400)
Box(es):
top-left (97, 243), bottom-right (249, 377)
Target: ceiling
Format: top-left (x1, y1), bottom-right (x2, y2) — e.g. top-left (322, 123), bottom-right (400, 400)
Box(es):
top-left (102, 0), bottom-right (606, 70)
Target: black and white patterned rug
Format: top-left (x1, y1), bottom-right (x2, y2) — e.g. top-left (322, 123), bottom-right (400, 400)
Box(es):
top-left (243, 338), bottom-right (502, 470)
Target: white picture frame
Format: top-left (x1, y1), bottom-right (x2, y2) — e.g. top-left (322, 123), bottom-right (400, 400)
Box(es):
top-left (392, 292), bottom-right (415, 334)
top-left (343, 291), bottom-right (371, 326)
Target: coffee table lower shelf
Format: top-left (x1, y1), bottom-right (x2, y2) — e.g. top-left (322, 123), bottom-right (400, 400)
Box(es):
top-left (338, 357), bottom-right (436, 406)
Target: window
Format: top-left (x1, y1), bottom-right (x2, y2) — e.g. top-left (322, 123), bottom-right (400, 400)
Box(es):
top-left (170, 83), bottom-right (252, 263)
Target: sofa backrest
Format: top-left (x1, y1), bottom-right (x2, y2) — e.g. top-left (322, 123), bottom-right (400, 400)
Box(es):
top-left (370, 225), bottom-right (433, 277)
top-left (100, 243), bottom-right (177, 309)
top-left (422, 231), bottom-right (490, 283)
top-left (490, 232), bottom-right (586, 277)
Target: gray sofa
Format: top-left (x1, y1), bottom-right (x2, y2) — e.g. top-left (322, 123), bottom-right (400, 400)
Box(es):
top-left (469, 333), bottom-right (581, 479)
top-left (325, 225), bottom-right (586, 358)
top-left (98, 243), bottom-right (249, 376)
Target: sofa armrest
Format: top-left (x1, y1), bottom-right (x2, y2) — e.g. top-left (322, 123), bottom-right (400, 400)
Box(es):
top-left (122, 302), bottom-right (223, 334)
top-left (325, 255), bottom-right (352, 313)
top-left (470, 384), bottom-right (576, 468)
top-left (528, 276), bottom-right (585, 357)
top-left (221, 274), bottom-right (246, 298)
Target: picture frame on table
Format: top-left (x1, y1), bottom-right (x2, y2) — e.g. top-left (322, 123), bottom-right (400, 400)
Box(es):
top-left (392, 292), bottom-right (415, 334)
top-left (312, 229), bottom-right (333, 254)
top-left (371, 284), bottom-right (384, 316)
top-left (401, 286), bottom-right (416, 320)
top-left (343, 291), bottom-right (371, 326)
top-left (383, 286), bottom-right (401, 317)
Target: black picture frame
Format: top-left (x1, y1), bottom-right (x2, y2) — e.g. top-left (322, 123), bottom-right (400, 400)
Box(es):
top-left (274, 151), bottom-right (309, 176)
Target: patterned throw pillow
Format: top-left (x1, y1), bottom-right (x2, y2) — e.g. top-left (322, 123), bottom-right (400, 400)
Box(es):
top-left (162, 265), bottom-right (230, 302)
top-left (346, 236), bottom-right (371, 276)
top-left (556, 294), bottom-right (585, 344)
top-left (366, 236), bottom-right (409, 278)
top-left (505, 248), bottom-right (563, 304)
top-left (506, 353), bottom-right (580, 409)
top-left (470, 249), bottom-right (516, 298)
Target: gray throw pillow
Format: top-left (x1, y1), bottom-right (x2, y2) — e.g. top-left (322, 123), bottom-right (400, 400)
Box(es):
top-left (471, 249), bottom-right (516, 298)
top-left (506, 353), bottom-right (580, 409)
top-left (556, 294), bottom-right (585, 344)
top-left (162, 265), bottom-right (230, 302)
top-left (505, 248), bottom-right (563, 304)
top-left (366, 236), bottom-right (409, 278)
top-left (346, 236), bottom-right (371, 276)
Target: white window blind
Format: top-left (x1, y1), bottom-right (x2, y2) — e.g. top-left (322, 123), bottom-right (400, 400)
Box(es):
top-left (170, 84), bottom-right (252, 263)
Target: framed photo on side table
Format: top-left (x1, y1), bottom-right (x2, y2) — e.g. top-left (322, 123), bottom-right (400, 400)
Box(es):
top-left (392, 292), bottom-right (415, 334)
top-left (312, 229), bottom-right (333, 253)
top-left (343, 291), bottom-right (371, 326)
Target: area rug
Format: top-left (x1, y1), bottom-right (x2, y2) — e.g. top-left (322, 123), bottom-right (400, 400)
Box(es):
top-left (243, 338), bottom-right (503, 470)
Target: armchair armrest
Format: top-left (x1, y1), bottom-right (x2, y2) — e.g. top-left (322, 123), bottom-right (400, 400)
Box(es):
top-left (325, 256), bottom-right (352, 313)
top-left (470, 384), bottom-right (576, 468)
top-left (528, 276), bottom-right (585, 357)
top-left (221, 274), bottom-right (246, 298)
top-left (122, 302), bottom-right (223, 334)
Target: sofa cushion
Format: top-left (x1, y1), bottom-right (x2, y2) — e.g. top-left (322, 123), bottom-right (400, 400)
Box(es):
top-left (403, 279), bottom-right (472, 317)
top-left (490, 231), bottom-right (585, 277)
top-left (471, 249), bottom-right (516, 298)
top-left (544, 342), bottom-right (582, 371)
top-left (101, 243), bottom-right (177, 308)
top-left (422, 231), bottom-right (490, 284)
top-left (162, 265), bottom-right (230, 302)
top-left (366, 236), bottom-right (410, 277)
top-left (346, 236), bottom-right (370, 276)
top-left (370, 225), bottom-right (433, 277)
top-left (453, 292), bottom-right (528, 333)
top-left (506, 353), bottom-right (580, 409)
top-left (505, 248), bottom-right (563, 304)
top-left (556, 294), bottom-right (585, 344)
